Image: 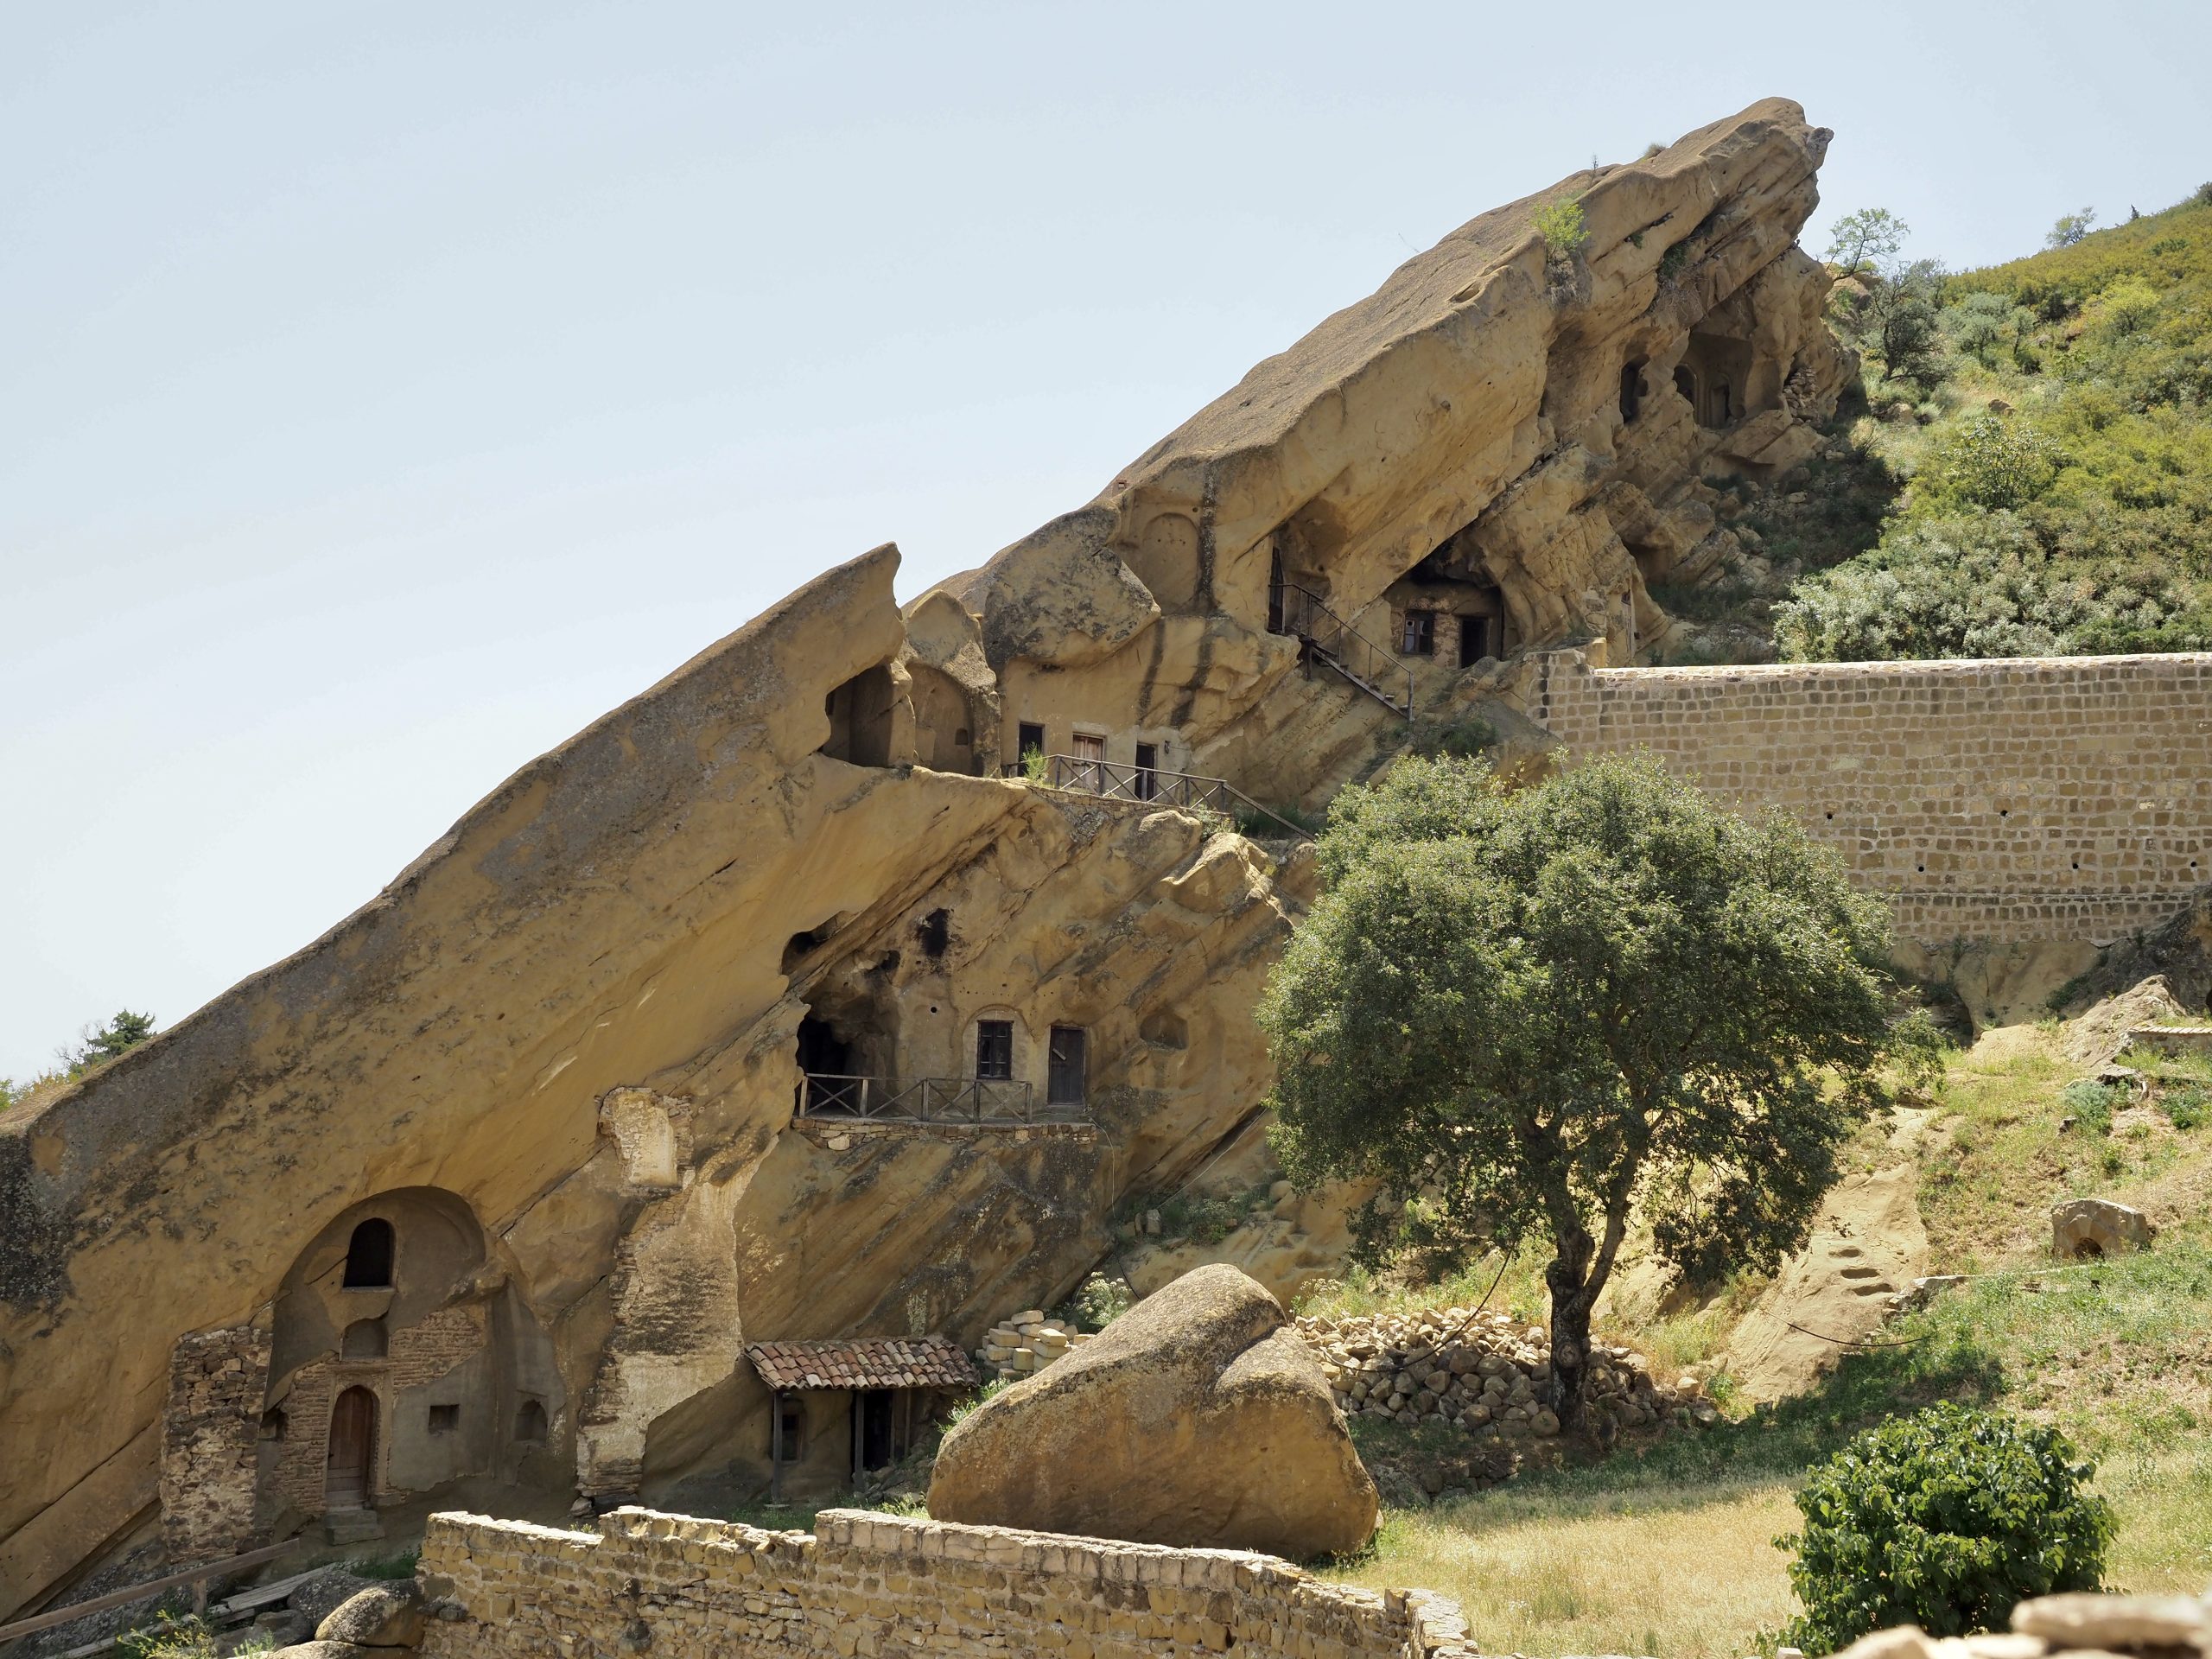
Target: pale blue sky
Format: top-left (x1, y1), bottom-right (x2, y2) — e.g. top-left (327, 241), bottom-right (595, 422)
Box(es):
top-left (6, 1), bottom-right (2208, 1079)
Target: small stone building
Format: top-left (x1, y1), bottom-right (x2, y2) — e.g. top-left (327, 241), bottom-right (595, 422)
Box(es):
top-left (744, 1338), bottom-right (976, 1501)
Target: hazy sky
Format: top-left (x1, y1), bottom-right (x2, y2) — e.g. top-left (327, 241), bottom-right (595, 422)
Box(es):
top-left (6, 1), bottom-right (2208, 1079)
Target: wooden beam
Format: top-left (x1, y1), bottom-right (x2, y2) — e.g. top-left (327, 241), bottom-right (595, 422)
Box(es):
top-left (0, 1540), bottom-right (297, 1643)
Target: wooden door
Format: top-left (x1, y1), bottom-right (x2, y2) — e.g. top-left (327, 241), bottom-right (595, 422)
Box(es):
top-left (326, 1386), bottom-right (376, 1510)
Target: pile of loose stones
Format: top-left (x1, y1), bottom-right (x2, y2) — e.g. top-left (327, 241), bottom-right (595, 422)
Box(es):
top-left (1295, 1306), bottom-right (1719, 1440)
top-left (975, 1310), bottom-right (1096, 1383)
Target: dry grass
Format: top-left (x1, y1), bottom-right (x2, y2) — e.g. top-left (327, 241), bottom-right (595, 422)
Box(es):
top-left (1306, 1027), bottom-right (2212, 1656)
top-left (1325, 1478), bottom-right (1801, 1659)
top-left (1324, 1451), bottom-right (2210, 1659)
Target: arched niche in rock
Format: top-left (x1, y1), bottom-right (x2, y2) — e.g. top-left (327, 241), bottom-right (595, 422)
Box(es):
top-left (264, 1186), bottom-right (566, 1520)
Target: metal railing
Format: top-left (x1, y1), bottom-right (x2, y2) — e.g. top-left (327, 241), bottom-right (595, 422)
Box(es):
top-left (1278, 581), bottom-right (1414, 717)
top-left (799, 1073), bottom-right (1079, 1125)
top-left (1043, 755), bottom-right (1310, 838)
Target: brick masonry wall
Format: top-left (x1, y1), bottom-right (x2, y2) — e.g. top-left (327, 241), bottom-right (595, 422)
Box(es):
top-left (271, 1302), bottom-right (487, 1514)
top-left (159, 1325), bottom-right (270, 1561)
top-left (416, 1507), bottom-right (1475, 1659)
top-left (1534, 650), bottom-right (2212, 944)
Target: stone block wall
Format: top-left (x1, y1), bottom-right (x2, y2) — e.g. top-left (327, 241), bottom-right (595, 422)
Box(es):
top-left (270, 1302), bottom-right (488, 1514)
top-left (416, 1506), bottom-right (1474, 1659)
top-left (1535, 650), bottom-right (2212, 944)
top-left (159, 1325), bottom-right (270, 1561)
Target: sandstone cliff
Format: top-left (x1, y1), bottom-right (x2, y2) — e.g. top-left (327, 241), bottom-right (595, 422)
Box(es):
top-left (0, 98), bottom-right (1845, 1620)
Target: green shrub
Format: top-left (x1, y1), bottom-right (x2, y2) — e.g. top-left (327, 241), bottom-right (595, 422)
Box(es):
top-left (2061, 1077), bottom-right (2122, 1134)
top-left (1405, 715), bottom-right (1497, 760)
top-left (1058, 1271), bottom-right (1134, 1332)
top-left (1233, 800), bottom-right (1324, 839)
top-left (1778, 1402), bottom-right (2113, 1653)
top-left (947, 1377), bottom-right (1009, 1426)
top-left (352, 1548), bottom-right (421, 1580)
top-left (120, 1617), bottom-right (276, 1659)
top-left (1914, 416), bottom-right (2060, 512)
top-left (2163, 1086), bottom-right (2209, 1131)
top-left (1532, 197), bottom-right (1587, 263)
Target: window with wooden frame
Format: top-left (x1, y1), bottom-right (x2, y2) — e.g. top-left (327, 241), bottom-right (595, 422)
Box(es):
top-left (975, 1020), bottom-right (1014, 1081)
top-left (1400, 610), bottom-right (1437, 656)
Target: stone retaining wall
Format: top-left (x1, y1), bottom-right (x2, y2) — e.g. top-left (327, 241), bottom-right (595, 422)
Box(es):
top-left (158, 1324), bottom-right (269, 1560)
top-left (416, 1506), bottom-right (1473, 1659)
top-left (1534, 650), bottom-right (2212, 944)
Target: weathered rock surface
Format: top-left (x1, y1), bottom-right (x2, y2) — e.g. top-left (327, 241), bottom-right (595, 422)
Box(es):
top-left (315, 1583), bottom-right (426, 1649)
top-left (2050, 1198), bottom-right (2155, 1260)
top-left (927, 1265), bottom-right (1377, 1558)
top-left (3, 99), bottom-right (1856, 1617)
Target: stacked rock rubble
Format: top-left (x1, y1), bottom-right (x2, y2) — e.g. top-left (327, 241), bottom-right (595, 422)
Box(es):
top-left (976, 1310), bottom-right (1094, 1384)
top-left (1295, 1306), bottom-right (1718, 1443)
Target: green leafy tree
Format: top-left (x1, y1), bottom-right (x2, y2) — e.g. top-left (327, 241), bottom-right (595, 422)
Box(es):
top-left (64, 1009), bottom-right (157, 1076)
top-left (1780, 1402), bottom-right (2114, 1652)
top-left (1865, 257), bottom-right (1949, 391)
top-left (1260, 754), bottom-right (1930, 1432)
top-left (1823, 207), bottom-right (1910, 276)
top-left (2046, 207), bottom-right (2098, 250)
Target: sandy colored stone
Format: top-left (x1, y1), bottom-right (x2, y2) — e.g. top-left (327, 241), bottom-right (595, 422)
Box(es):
top-left (2050, 1198), bottom-right (2156, 1261)
top-left (926, 1264), bottom-right (1378, 1558)
top-left (1835, 1629), bottom-right (1936, 1659)
top-left (2010, 1592), bottom-right (2208, 1649)
top-left (316, 1583), bottom-right (427, 1649)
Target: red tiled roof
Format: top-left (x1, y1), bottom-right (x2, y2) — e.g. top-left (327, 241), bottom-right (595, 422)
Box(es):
top-left (745, 1335), bottom-right (977, 1392)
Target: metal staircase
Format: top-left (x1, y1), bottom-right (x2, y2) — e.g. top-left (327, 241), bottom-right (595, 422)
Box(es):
top-left (1277, 582), bottom-right (1415, 717)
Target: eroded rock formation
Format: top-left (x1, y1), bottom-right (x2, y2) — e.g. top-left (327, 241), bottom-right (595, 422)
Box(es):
top-left (2, 98), bottom-right (1846, 1618)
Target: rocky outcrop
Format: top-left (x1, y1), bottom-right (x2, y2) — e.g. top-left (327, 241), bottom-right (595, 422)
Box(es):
top-left (927, 1265), bottom-right (1376, 1559)
top-left (2, 99), bottom-right (1847, 1617)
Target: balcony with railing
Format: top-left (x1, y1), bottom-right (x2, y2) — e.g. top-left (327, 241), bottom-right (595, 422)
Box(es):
top-left (797, 1072), bottom-right (1090, 1128)
top-left (1040, 755), bottom-right (1309, 838)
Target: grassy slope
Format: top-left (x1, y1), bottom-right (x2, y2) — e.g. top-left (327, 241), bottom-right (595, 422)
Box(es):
top-left (1316, 1027), bottom-right (2212, 1656)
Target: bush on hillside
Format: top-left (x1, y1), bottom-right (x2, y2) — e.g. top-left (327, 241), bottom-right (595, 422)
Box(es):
top-left (1778, 1402), bottom-right (2113, 1653)
top-left (1777, 189), bottom-right (2212, 664)
top-left (1532, 197), bottom-right (1587, 262)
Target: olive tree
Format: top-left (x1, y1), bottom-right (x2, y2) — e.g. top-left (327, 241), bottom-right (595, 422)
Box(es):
top-left (1260, 753), bottom-right (1931, 1432)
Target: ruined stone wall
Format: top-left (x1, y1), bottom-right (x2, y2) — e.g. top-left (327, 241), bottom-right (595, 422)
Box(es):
top-left (1535, 650), bottom-right (2212, 943)
top-left (158, 1325), bottom-right (269, 1560)
top-left (416, 1507), bottom-right (1473, 1659)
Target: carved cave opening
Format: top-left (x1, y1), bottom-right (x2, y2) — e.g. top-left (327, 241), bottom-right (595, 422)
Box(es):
top-left (822, 664), bottom-right (899, 766)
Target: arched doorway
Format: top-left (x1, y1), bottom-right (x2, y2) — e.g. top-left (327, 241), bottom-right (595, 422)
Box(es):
top-left (327, 1386), bottom-right (378, 1510)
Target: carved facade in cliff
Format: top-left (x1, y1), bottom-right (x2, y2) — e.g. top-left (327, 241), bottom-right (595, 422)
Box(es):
top-left (1, 99), bottom-right (1848, 1618)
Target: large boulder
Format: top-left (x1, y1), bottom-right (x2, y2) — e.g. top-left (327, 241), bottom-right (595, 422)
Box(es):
top-left (315, 1583), bottom-right (425, 1649)
top-left (926, 1263), bottom-right (1377, 1559)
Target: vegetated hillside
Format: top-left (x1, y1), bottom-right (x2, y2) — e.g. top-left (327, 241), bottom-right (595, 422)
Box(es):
top-left (1659, 186), bottom-right (2212, 665)
top-left (1313, 996), bottom-right (2212, 1657)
